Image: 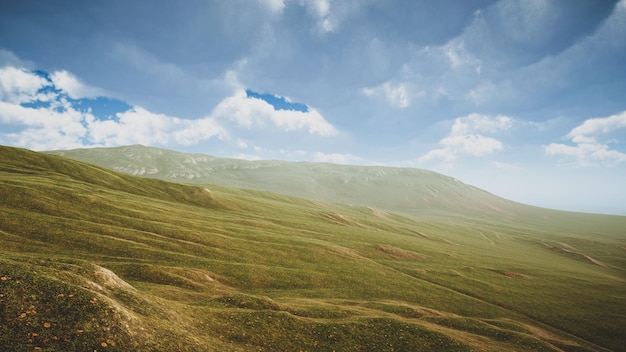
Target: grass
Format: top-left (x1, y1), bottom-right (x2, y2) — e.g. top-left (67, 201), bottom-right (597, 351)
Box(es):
top-left (2, 145), bottom-right (626, 351)
top-left (45, 145), bottom-right (520, 219)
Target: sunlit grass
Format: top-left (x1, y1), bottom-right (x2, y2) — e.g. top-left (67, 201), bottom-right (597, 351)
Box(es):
top-left (1, 145), bottom-right (625, 351)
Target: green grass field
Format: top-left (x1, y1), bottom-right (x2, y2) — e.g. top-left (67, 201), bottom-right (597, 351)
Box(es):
top-left (2, 145), bottom-right (625, 351)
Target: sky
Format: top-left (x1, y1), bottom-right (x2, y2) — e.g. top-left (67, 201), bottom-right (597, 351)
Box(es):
top-left (1, 0), bottom-right (625, 215)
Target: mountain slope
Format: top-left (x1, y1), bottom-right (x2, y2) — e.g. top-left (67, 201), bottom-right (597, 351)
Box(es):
top-left (46, 145), bottom-right (519, 219)
top-left (2, 145), bottom-right (626, 351)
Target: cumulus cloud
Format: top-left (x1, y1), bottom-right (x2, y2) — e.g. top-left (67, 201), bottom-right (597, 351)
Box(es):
top-left (0, 66), bottom-right (51, 104)
top-left (0, 100), bottom-right (90, 150)
top-left (439, 134), bottom-right (503, 157)
top-left (567, 112), bottom-right (626, 143)
top-left (88, 107), bottom-right (227, 147)
top-left (419, 113), bottom-right (514, 168)
top-left (362, 81), bottom-right (410, 109)
top-left (312, 151), bottom-right (362, 164)
top-left (49, 70), bottom-right (103, 99)
top-left (0, 100), bottom-right (227, 150)
top-left (0, 65), bottom-right (339, 152)
top-left (212, 89), bottom-right (337, 136)
top-left (546, 111), bottom-right (626, 166)
top-left (451, 113), bottom-right (514, 135)
top-left (0, 66), bottom-right (227, 150)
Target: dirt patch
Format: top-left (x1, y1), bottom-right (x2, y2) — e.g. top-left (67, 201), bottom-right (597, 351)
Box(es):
top-left (92, 266), bottom-right (136, 291)
top-left (520, 323), bottom-right (581, 348)
top-left (488, 268), bottom-right (529, 279)
top-left (322, 212), bottom-right (365, 227)
top-left (374, 245), bottom-right (426, 260)
top-left (369, 207), bottom-right (390, 218)
top-left (479, 232), bottom-right (495, 245)
top-left (410, 230), bottom-right (430, 239)
top-left (581, 255), bottom-right (608, 268)
top-left (549, 246), bottom-right (608, 268)
top-left (500, 270), bottom-right (529, 279)
top-left (441, 239), bottom-right (457, 245)
top-left (449, 270), bottom-right (464, 277)
top-left (326, 246), bottom-right (376, 263)
top-left (557, 242), bottom-right (576, 250)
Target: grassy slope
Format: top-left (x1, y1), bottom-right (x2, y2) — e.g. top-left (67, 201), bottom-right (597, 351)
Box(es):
top-left (46, 145), bottom-right (521, 219)
top-left (2, 145), bottom-right (625, 351)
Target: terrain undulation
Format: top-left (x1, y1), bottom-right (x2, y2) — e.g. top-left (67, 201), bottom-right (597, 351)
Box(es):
top-left (1, 145), bottom-right (625, 351)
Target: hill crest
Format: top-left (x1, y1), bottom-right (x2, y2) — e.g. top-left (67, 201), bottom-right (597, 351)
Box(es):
top-left (47, 144), bottom-right (518, 218)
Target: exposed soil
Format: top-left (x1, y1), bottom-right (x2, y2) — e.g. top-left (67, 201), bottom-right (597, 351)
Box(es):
top-left (374, 245), bottom-right (427, 260)
top-left (548, 246), bottom-right (609, 268)
top-left (500, 270), bottom-right (529, 279)
top-left (369, 207), bottom-right (390, 218)
top-left (520, 323), bottom-right (582, 349)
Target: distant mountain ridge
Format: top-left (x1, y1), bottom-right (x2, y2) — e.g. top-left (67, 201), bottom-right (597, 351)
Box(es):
top-left (47, 145), bottom-right (519, 218)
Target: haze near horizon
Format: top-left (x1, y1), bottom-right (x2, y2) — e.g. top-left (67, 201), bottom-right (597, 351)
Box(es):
top-left (1, 0), bottom-right (625, 215)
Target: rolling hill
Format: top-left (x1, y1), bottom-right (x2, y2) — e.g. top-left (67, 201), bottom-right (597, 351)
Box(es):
top-left (2, 144), bottom-right (626, 351)
top-left (46, 145), bottom-right (519, 219)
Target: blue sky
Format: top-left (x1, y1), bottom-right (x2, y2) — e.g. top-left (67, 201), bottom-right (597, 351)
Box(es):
top-left (1, 0), bottom-right (625, 215)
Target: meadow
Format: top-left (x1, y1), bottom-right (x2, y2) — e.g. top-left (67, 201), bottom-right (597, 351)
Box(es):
top-left (1, 145), bottom-right (625, 351)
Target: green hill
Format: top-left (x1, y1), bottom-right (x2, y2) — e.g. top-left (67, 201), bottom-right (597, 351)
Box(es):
top-left (46, 145), bottom-right (520, 219)
top-left (2, 145), bottom-right (626, 351)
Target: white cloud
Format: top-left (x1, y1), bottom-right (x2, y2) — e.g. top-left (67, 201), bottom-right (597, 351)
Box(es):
top-left (212, 89), bottom-right (337, 136)
top-left (451, 113), bottom-right (514, 135)
top-left (567, 112), bottom-right (626, 144)
top-left (362, 81), bottom-right (410, 109)
top-left (0, 66), bottom-right (51, 104)
top-left (49, 70), bottom-right (103, 99)
top-left (174, 116), bottom-right (228, 146)
top-left (418, 148), bottom-right (456, 170)
top-left (236, 138), bottom-right (248, 148)
top-left (0, 100), bottom-right (91, 150)
top-left (312, 152), bottom-right (361, 164)
top-left (419, 113), bottom-right (513, 168)
top-left (443, 41), bottom-right (481, 72)
top-left (0, 65), bottom-right (228, 150)
top-left (440, 134), bottom-right (503, 157)
top-left (0, 64), bottom-right (336, 152)
top-left (546, 111), bottom-right (626, 166)
top-left (259, 0), bottom-right (287, 14)
top-left (297, 0), bottom-right (362, 34)
top-left (85, 107), bottom-right (228, 147)
top-left (0, 99), bottom-right (228, 150)
top-left (231, 153), bottom-right (264, 161)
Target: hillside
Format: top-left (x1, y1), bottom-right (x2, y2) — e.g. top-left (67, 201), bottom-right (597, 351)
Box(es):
top-left (2, 145), bottom-right (626, 351)
top-left (46, 145), bottom-right (520, 219)
top-left (46, 145), bottom-right (626, 237)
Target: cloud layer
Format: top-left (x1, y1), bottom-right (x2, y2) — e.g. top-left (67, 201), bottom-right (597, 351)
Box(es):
top-left (0, 66), bottom-right (337, 151)
top-left (546, 111), bottom-right (626, 166)
top-left (419, 114), bottom-right (514, 169)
